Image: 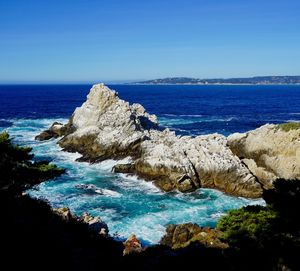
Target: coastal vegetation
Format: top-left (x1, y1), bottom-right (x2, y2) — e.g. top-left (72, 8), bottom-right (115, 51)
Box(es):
top-left (158, 178), bottom-right (300, 270)
top-left (275, 122), bottom-right (300, 132)
top-left (0, 132), bottom-right (65, 193)
top-left (215, 179), bottom-right (300, 270)
top-left (217, 205), bottom-right (278, 247)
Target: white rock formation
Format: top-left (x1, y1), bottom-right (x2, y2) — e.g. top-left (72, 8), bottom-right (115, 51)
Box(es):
top-left (228, 124), bottom-right (300, 188)
top-left (59, 83), bottom-right (157, 160)
top-left (40, 83), bottom-right (263, 197)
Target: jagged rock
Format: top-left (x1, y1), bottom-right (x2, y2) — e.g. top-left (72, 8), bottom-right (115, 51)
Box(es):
top-left (58, 84), bottom-right (157, 161)
top-left (54, 208), bottom-right (109, 236)
top-left (160, 223), bottom-right (228, 249)
top-left (242, 158), bottom-right (276, 189)
top-left (79, 212), bottom-right (109, 236)
top-left (53, 207), bottom-right (74, 221)
top-left (38, 83), bottom-right (264, 197)
top-left (35, 122), bottom-right (65, 141)
top-left (228, 124), bottom-right (300, 189)
top-left (35, 118), bottom-right (75, 141)
top-left (176, 175), bottom-right (196, 192)
top-left (135, 130), bottom-right (261, 197)
top-left (123, 234), bottom-right (142, 256)
top-left (112, 163), bottom-right (136, 174)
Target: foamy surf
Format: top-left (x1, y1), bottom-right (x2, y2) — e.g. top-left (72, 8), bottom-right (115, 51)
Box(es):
top-left (75, 184), bottom-right (121, 198)
top-left (6, 118), bottom-right (265, 244)
top-left (97, 157), bottom-right (133, 172)
top-left (117, 173), bottom-right (163, 194)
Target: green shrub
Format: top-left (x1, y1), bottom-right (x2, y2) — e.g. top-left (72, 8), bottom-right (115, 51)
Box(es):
top-left (0, 131), bottom-right (33, 161)
top-left (0, 132), bottom-right (64, 193)
top-left (217, 205), bottom-right (277, 247)
top-left (217, 179), bottom-right (300, 252)
top-left (275, 122), bottom-right (300, 132)
top-left (0, 131), bottom-right (10, 144)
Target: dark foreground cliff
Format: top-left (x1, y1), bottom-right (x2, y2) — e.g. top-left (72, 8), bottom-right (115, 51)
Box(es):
top-left (0, 132), bottom-right (121, 269)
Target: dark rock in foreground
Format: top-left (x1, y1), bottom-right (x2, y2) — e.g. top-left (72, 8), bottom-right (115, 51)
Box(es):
top-left (160, 223), bottom-right (228, 250)
top-left (123, 234), bottom-right (143, 256)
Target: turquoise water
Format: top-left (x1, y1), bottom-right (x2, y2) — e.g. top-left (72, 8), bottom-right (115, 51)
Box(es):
top-left (4, 83), bottom-right (298, 243)
top-left (7, 118), bottom-right (264, 244)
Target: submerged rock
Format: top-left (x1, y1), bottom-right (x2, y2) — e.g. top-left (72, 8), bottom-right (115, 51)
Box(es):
top-left (228, 123), bottom-right (300, 189)
top-left (123, 234), bottom-right (143, 255)
top-left (160, 223), bottom-right (228, 249)
top-left (37, 83), bottom-right (265, 197)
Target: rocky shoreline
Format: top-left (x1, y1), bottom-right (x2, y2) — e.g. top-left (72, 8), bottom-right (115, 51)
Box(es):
top-left (36, 83), bottom-right (300, 198)
top-left (53, 205), bottom-right (227, 255)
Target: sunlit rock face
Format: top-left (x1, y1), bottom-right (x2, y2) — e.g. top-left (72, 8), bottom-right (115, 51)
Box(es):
top-left (38, 83), bottom-right (263, 198)
top-left (228, 123), bottom-right (300, 189)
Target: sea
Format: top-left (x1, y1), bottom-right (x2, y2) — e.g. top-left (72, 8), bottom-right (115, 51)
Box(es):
top-left (1, 84), bottom-right (300, 244)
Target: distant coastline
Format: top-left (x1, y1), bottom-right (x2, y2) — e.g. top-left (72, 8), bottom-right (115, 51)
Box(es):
top-left (133, 76), bottom-right (300, 85)
top-left (129, 83), bottom-right (300, 86)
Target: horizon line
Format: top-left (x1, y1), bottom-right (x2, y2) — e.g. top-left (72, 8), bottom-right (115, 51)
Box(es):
top-left (1, 74), bottom-right (300, 85)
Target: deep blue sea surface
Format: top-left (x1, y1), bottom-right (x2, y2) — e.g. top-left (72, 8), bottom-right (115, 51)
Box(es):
top-left (1, 84), bottom-right (300, 243)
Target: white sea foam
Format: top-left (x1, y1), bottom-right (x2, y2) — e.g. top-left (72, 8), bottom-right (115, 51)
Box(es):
top-left (162, 114), bottom-right (204, 117)
top-left (10, 117), bottom-right (265, 244)
top-left (97, 157), bottom-right (133, 172)
top-left (95, 188), bottom-right (121, 197)
top-left (117, 173), bottom-right (163, 194)
top-left (159, 116), bottom-right (238, 127)
top-left (286, 120), bottom-right (300, 123)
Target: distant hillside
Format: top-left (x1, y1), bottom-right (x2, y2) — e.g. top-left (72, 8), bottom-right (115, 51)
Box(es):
top-left (135, 76), bottom-right (300, 85)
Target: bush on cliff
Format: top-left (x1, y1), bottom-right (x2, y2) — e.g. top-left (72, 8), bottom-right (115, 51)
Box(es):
top-left (217, 179), bottom-right (300, 269)
top-left (218, 179), bottom-right (300, 243)
top-left (275, 122), bottom-right (300, 132)
top-left (0, 132), bottom-right (124, 270)
top-left (217, 205), bottom-right (277, 247)
top-left (0, 131), bottom-right (65, 193)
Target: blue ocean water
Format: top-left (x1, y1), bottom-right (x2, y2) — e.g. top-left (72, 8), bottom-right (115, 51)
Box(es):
top-left (1, 84), bottom-right (300, 243)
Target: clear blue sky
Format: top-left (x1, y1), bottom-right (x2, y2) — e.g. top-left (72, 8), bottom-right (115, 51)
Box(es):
top-left (0, 0), bottom-right (300, 83)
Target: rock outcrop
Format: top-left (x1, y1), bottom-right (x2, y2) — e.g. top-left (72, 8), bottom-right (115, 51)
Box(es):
top-left (228, 124), bottom-right (300, 189)
top-left (35, 121), bottom-right (74, 141)
top-left (123, 234), bottom-right (143, 255)
top-left (54, 207), bottom-right (109, 236)
top-left (160, 223), bottom-right (228, 249)
top-left (37, 83), bottom-right (264, 198)
top-left (53, 207), bottom-right (75, 221)
top-left (78, 212), bottom-right (109, 236)
top-left (58, 83), bottom-right (158, 161)
top-left (134, 130), bottom-right (261, 196)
